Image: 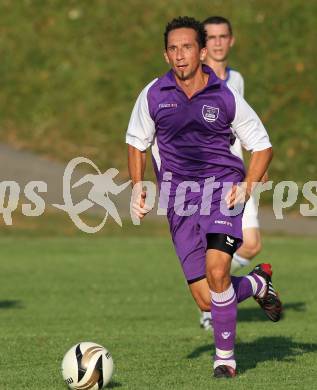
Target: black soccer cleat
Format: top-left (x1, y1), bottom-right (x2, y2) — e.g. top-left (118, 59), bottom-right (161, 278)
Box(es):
top-left (214, 365), bottom-right (236, 378)
top-left (251, 263), bottom-right (282, 322)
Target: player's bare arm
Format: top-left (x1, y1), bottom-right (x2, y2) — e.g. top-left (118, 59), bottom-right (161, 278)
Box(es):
top-left (128, 145), bottom-right (150, 219)
top-left (226, 147), bottom-right (273, 208)
top-left (128, 145), bottom-right (146, 185)
top-left (245, 148), bottom-right (273, 189)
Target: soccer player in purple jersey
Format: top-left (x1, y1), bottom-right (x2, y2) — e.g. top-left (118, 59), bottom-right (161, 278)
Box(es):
top-left (126, 17), bottom-right (282, 378)
top-left (199, 16), bottom-right (267, 330)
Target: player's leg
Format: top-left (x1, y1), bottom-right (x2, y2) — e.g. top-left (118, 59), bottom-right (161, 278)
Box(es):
top-left (205, 234), bottom-right (238, 377)
top-left (203, 230), bottom-right (282, 378)
top-left (231, 196), bottom-right (261, 273)
top-left (231, 227), bottom-right (261, 271)
top-left (188, 279), bottom-right (213, 330)
top-left (200, 195), bottom-right (262, 330)
top-left (189, 278), bottom-right (211, 312)
top-left (189, 269), bottom-right (268, 309)
top-left (190, 276), bottom-right (254, 331)
top-left (237, 227), bottom-right (261, 259)
top-left (200, 228), bottom-right (261, 328)
top-left (200, 226), bottom-right (261, 329)
top-left (190, 278), bottom-right (213, 330)
top-left (190, 262), bottom-right (282, 336)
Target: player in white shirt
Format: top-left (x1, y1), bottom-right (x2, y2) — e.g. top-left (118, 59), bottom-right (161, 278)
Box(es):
top-left (199, 16), bottom-right (266, 330)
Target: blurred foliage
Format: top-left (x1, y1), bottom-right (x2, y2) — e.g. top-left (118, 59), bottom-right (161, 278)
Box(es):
top-left (0, 0), bottom-right (316, 183)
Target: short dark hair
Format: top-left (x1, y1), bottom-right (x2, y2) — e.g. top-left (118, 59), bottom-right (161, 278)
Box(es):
top-left (164, 16), bottom-right (206, 50)
top-left (203, 16), bottom-right (233, 36)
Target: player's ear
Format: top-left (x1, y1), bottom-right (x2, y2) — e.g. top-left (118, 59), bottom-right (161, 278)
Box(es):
top-left (200, 47), bottom-right (207, 62)
top-left (229, 35), bottom-right (235, 48)
top-left (163, 52), bottom-right (170, 64)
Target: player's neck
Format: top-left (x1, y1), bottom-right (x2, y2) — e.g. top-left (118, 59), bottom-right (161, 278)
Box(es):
top-left (205, 58), bottom-right (228, 81)
top-left (175, 67), bottom-right (209, 99)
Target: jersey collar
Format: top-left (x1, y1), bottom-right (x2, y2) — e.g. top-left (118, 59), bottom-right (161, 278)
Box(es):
top-left (160, 64), bottom-right (221, 91)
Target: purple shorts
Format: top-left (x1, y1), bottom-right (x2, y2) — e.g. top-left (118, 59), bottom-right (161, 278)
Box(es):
top-left (167, 197), bottom-right (243, 284)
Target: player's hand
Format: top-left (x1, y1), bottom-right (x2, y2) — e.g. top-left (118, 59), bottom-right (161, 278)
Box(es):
top-left (131, 187), bottom-right (153, 220)
top-left (225, 182), bottom-right (250, 209)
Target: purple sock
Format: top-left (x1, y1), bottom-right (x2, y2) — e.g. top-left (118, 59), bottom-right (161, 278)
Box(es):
top-left (231, 276), bottom-right (253, 303)
top-left (211, 284), bottom-right (237, 370)
top-left (231, 273), bottom-right (266, 303)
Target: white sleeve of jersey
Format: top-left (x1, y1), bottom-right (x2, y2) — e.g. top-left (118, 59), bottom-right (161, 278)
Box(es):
top-left (126, 79), bottom-right (157, 151)
top-left (228, 85), bottom-right (272, 152)
top-left (227, 70), bottom-right (244, 97)
top-left (239, 74), bottom-right (245, 97)
top-left (228, 71), bottom-right (244, 160)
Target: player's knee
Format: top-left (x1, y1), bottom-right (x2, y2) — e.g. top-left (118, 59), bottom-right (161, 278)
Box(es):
top-left (251, 240), bottom-right (262, 257)
top-left (241, 229), bottom-right (262, 259)
top-left (206, 267), bottom-right (227, 283)
top-left (243, 239), bottom-right (262, 259)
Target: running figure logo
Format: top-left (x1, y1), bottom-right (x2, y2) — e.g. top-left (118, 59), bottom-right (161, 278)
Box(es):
top-left (53, 157), bottom-right (130, 233)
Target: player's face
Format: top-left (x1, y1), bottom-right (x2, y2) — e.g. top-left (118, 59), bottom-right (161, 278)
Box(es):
top-left (205, 23), bottom-right (234, 62)
top-left (164, 28), bottom-right (206, 81)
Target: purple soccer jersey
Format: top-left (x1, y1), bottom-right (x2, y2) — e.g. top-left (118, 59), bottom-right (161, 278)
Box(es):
top-left (126, 65), bottom-right (271, 282)
top-left (147, 67), bottom-right (245, 184)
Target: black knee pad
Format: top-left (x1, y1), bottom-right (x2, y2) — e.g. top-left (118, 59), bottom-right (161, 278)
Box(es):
top-left (206, 233), bottom-right (240, 256)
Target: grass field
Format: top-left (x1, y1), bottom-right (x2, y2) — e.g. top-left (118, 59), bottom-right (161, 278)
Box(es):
top-left (0, 235), bottom-right (316, 389)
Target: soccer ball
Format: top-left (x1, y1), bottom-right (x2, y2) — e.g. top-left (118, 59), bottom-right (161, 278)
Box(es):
top-left (61, 342), bottom-right (114, 389)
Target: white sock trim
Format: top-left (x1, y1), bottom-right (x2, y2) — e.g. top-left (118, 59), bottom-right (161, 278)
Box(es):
top-left (212, 295), bottom-right (236, 307)
top-left (232, 253), bottom-right (250, 266)
top-left (257, 276), bottom-right (267, 298)
top-left (246, 275), bottom-right (258, 295)
top-left (216, 348), bottom-right (234, 359)
top-left (246, 275), bottom-right (266, 297)
top-left (211, 284), bottom-right (235, 303)
top-left (214, 359), bottom-right (236, 370)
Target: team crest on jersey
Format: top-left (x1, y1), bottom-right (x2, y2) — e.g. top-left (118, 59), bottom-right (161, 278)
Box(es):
top-left (202, 105), bottom-right (219, 122)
